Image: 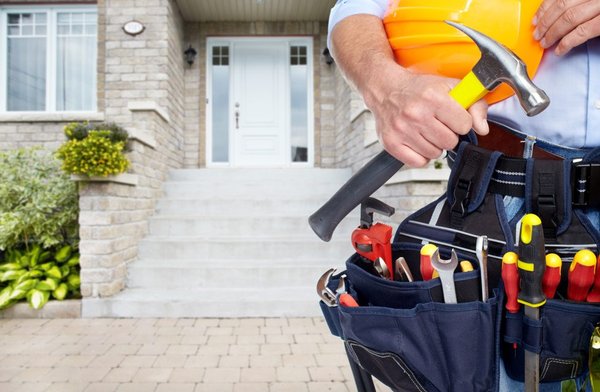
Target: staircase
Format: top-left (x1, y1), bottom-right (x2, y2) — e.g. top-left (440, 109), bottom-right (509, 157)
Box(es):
top-left (83, 168), bottom-right (357, 317)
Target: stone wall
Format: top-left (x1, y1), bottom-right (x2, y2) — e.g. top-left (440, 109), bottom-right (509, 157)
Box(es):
top-left (182, 21), bottom-right (335, 168)
top-left (78, 0), bottom-right (186, 299)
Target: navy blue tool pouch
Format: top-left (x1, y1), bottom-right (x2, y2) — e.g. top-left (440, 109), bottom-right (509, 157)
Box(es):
top-left (319, 140), bottom-right (600, 390)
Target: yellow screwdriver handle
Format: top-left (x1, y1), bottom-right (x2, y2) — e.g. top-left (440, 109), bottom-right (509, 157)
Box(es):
top-left (449, 71), bottom-right (489, 109)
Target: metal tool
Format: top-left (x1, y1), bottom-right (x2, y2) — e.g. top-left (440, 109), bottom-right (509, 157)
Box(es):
top-left (476, 236), bottom-right (489, 301)
top-left (308, 22), bottom-right (550, 243)
top-left (517, 214), bottom-right (547, 392)
top-left (394, 256), bottom-right (414, 282)
top-left (351, 198), bottom-right (395, 279)
top-left (431, 249), bottom-right (459, 304)
top-left (317, 268), bottom-right (338, 307)
top-left (374, 257), bottom-right (391, 279)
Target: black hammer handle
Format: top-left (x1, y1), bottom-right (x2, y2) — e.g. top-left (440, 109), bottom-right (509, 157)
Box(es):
top-left (308, 150), bottom-right (403, 241)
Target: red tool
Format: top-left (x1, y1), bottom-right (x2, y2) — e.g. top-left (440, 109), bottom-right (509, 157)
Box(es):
top-left (587, 254), bottom-right (600, 303)
top-left (352, 198), bottom-right (395, 279)
top-left (567, 249), bottom-right (596, 301)
top-left (502, 251), bottom-right (520, 314)
top-left (542, 253), bottom-right (562, 299)
top-left (339, 293), bottom-right (359, 307)
top-left (420, 244), bottom-right (437, 281)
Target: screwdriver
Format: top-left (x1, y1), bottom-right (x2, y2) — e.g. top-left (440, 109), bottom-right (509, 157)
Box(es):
top-left (517, 214), bottom-right (546, 392)
top-left (432, 260), bottom-right (473, 279)
top-left (542, 253), bottom-right (562, 299)
top-left (502, 251), bottom-right (520, 314)
top-left (339, 293), bottom-right (359, 307)
top-left (567, 249), bottom-right (596, 302)
top-left (420, 244), bottom-right (437, 281)
top-left (587, 254), bottom-right (600, 303)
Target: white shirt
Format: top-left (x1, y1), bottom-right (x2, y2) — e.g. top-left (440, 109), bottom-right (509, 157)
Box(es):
top-left (328, 0), bottom-right (600, 148)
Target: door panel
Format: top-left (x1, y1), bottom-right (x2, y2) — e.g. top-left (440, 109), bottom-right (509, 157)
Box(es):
top-left (233, 42), bottom-right (287, 166)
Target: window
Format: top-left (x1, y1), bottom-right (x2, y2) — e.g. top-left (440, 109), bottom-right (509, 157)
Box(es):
top-left (290, 45), bottom-right (308, 162)
top-left (210, 45), bottom-right (230, 163)
top-left (1, 6), bottom-right (97, 112)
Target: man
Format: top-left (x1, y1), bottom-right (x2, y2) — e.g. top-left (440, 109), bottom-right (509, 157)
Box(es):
top-left (328, 1), bottom-right (600, 391)
top-left (328, 0), bottom-right (600, 167)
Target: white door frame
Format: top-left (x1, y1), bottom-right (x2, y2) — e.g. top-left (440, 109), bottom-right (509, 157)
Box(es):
top-left (205, 36), bottom-right (314, 167)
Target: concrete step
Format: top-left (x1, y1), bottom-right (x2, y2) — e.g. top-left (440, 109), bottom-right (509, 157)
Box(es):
top-left (138, 236), bottom-right (354, 260)
top-left (83, 287), bottom-right (323, 318)
top-left (127, 258), bottom-right (348, 289)
top-left (147, 214), bottom-right (358, 238)
top-left (168, 168), bottom-right (351, 183)
top-left (155, 197), bottom-right (353, 216)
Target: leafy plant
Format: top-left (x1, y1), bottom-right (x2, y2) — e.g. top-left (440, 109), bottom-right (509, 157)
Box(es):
top-left (57, 122), bottom-right (130, 176)
top-left (0, 244), bottom-right (80, 310)
top-left (0, 148), bottom-right (79, 250)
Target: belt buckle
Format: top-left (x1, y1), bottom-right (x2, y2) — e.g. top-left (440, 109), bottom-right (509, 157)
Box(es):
top-left (572, 160), bottom-right (600, 208)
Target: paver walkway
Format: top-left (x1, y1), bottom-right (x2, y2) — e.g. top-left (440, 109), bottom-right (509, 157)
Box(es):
top-left (0, 317), bottom-right (386, 392)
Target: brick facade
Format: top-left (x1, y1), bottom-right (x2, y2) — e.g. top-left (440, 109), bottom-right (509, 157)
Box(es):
top-left (0, 0), bottom-right (447, 303)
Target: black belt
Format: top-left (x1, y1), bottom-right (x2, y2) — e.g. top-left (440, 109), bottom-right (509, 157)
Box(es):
top-left (486, 156), bottom-right (600, 208)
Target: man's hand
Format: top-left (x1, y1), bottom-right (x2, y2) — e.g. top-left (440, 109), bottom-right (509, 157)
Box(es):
top-left (534, 0), bottom-right (600, 56)
top-left (364, 62), bottom-right (489, 167)
top-left (330, 14), bottom-right (489, 168)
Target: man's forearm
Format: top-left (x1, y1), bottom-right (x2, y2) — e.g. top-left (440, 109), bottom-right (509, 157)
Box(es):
top-left (329, 14), bottom-right (409, 110)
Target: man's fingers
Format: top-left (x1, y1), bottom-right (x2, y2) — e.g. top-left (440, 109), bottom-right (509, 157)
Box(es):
top-left (467, 100), bottom-right (490, 136)
top-left (555, 14), bottom-right (600, 54)
top-left (384, 143), bottom-right (430, 168)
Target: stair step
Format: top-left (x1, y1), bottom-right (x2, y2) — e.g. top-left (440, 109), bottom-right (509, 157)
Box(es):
top-left (148, 215), bottom-right (358, 238)
top-left (138, 237), bottom-right (354, 260)
top-left (127, 260), bottom-right (347, 289)
top-left (168, 168), bottom-right (351, 182)
top-left (83, 287), bottom-right (323, 318)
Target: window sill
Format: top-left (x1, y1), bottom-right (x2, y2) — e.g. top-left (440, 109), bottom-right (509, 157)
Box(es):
top-left (0, 112), bottom-right (105, 123)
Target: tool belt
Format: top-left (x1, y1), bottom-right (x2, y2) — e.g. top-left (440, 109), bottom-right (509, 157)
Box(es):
top-left (319, 126), bottom-right (600, 391)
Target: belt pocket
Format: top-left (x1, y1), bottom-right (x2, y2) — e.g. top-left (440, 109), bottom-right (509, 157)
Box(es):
top-left (339, 247), bottom-right (500, 392)
top-left (502, 299), bottom-right (600, 382)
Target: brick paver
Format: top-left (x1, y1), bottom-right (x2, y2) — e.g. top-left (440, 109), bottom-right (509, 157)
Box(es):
top-left (0, 317), bottom-right (389, 391)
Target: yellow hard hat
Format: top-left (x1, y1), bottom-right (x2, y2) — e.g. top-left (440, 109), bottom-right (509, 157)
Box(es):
top-left (383, 0), bottom-right (544, 104)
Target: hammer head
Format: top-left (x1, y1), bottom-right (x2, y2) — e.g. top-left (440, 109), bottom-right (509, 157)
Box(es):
top-left (446, 21), bottom-right (550, 116)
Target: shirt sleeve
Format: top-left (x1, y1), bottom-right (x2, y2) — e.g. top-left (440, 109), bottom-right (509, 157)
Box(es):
top-left (327, 0), bottom-right (388, 48)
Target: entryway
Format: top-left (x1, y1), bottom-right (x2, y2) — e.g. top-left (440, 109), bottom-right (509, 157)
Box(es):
top-left (206, 37), bottom-right (314, 167)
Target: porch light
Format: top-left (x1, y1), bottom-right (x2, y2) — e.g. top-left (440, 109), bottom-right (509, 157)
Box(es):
top-left (184, 45), bottom-right (197, 66)
top-left (322, 48), bottom-right (334, 65)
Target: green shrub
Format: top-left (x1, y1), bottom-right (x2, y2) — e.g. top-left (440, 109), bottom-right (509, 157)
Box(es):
top-left (0, 244), bottom-right (81, 310)
top-left (0, 148), bottom-right (79, 250)
top-left (57, 122), bottom-right (130, 176)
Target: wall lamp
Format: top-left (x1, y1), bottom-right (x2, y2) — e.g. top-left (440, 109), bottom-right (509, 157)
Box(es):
top-left (184, 45), bottom-right (197, 66)
top-left (322, 47), bottom-right (334, 65)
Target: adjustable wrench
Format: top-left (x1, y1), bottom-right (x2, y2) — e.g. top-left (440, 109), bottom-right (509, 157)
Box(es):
top-left (431, 249), bottom-right (459, 304)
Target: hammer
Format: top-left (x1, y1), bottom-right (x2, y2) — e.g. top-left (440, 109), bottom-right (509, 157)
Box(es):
top-left (308, 21), bottom-right (550, 242)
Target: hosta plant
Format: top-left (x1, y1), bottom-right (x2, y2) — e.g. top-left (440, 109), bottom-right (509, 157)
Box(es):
top-left (0, 244), bottom-right (80, 310)
top-left (56, 122), bottom-right (130, 177)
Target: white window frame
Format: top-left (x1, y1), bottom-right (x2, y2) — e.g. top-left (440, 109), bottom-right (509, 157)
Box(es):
top-left (0, 4), bottom-right (97, 113)
top-left (205, 36), bottom-right (314, 167)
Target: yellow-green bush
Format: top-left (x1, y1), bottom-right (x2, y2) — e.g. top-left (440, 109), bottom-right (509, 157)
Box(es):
top-left (56, 123), bottom-right (130, 177)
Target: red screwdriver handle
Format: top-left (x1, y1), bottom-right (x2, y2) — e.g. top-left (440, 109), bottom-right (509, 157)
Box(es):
top-left (542, 253), bottom-right (562, 299)
top-left (502, 252), bottom-right (520, 313)
top-left (568, 249), bottom-right (596, 302)
top-left (587, 255), bottom-right (600, 303)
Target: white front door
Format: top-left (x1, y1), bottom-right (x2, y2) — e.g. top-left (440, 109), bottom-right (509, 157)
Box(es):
top-left (232, 41), bottom-right (287, 166)
top-left (207, 37), bottom-right (313, 167)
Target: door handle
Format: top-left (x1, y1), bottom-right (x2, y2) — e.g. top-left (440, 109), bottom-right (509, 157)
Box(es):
top-left (235, 102), bottom-right (240, 129)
